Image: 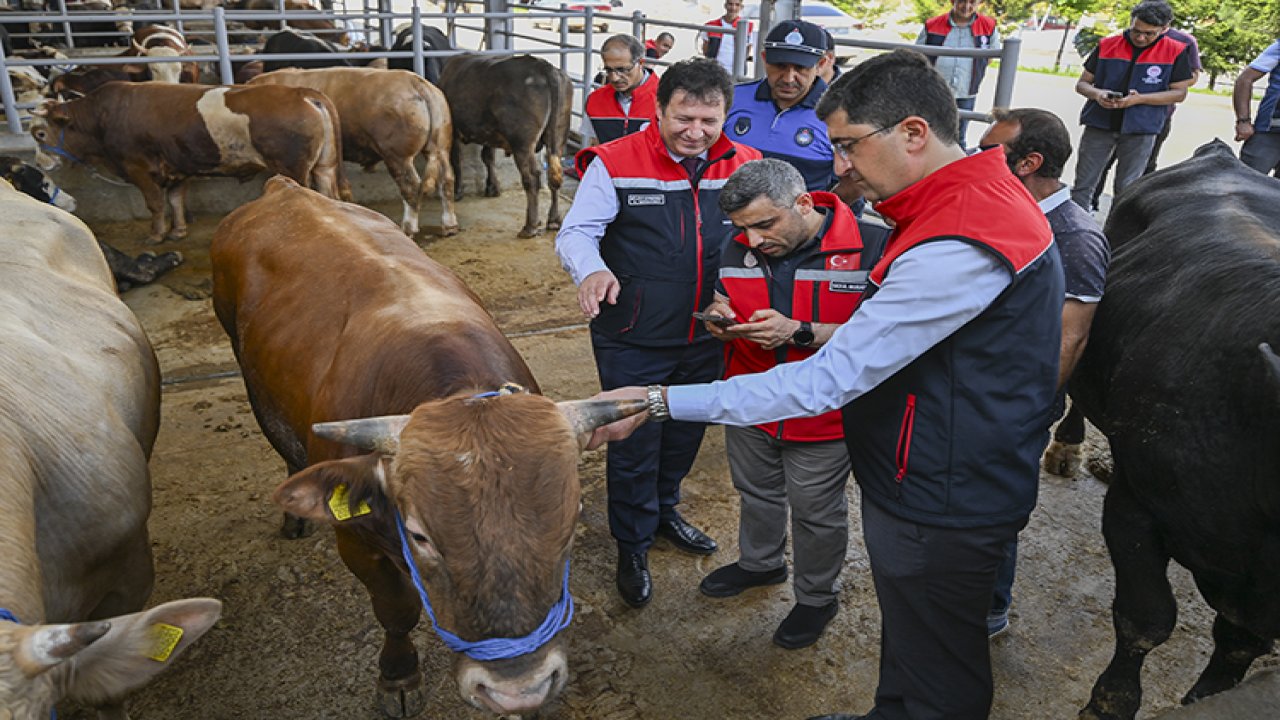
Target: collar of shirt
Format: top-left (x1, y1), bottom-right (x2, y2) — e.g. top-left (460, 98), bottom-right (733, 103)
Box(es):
top-left (752, 76), bottom-right (829, 111)
top-left (1039, 185), bottom-right (1071, 215)
top-left (667, 149), bottom-right (709, 164)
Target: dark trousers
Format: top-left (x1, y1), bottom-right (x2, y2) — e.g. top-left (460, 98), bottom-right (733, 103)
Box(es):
top-left (862, 497), bottom-right (1025, 720)
top-left (592, 331), bottom-right (723, 554)
top-left (1090, 114), bottom-right (1174, 209)
top-left (956, 96), bottom-right (977, 150)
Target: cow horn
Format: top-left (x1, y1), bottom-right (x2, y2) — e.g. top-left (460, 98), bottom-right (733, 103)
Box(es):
top-left (557, 399), bottom-right (648, 449)
top-left (312, 415), bottom-right (410, 454)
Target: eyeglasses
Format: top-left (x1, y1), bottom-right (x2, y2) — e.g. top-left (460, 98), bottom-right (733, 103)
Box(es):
top-left (1128, 25), bottom-right (1163, 39)
top-left (831, 121), bottom-right (901, 160)
top-left (602, 63), bottom-right (637, 76)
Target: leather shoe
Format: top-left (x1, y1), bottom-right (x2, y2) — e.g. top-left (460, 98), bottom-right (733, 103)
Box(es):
top-left (655, 513), bottom-right (718, 555)
top-left (699, 562), bottom-right (787, 598)
top-left (616, 551), bottom-right (652, 608)
top-left (773, 600), bottom-right (839, 649)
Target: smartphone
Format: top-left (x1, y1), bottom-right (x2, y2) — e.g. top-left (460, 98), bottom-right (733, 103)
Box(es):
top-left (692, 311), bottom-right (738, 328)
top-left (1104, 90), bottom-right (1125, 100)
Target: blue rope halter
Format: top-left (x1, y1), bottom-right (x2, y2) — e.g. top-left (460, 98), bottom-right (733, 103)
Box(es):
top-left (393, 512), bottom-right (573, 662)
top-left (37, 128), bottom-right (88, 168)
top-left (388, 382), bottom-right (574, 662)
top-left (0, 608), bottom-right (58, 719)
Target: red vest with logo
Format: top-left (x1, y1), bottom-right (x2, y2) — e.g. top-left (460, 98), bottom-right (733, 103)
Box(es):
top-left (720, 193), bottom-right (875, 441)
top-left (923, 13), bottom-right (997, 96)
top-left (585, 71), bottom-right (658, 145)
top-left (1080, 33), bottom-right (1187, 135)
top-left (575, 122), bottom-right (761, 346)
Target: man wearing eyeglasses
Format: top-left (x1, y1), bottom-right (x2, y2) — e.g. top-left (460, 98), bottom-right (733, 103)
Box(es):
top-left (724, 20), bottom-right (836, 192)
top-left (585, 49), bottom-right (1064, 719)
top-left (1070, 1), bottom-right (1194, 210)
top-left (582, 35), bottom-right (659, 147)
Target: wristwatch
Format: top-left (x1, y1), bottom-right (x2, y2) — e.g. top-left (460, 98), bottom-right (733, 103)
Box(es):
top-left (791, 321), bottom-right (815, 347)
top-left (645, 385), bottom-right (670, 422)
top-left (1237, 117), bottom-right (1253, 123)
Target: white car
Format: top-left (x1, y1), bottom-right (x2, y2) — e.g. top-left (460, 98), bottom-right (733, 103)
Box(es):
top-left (746, 2), bottom-right (864, 64)
top-left (525, 0), bottom-right (611, 33)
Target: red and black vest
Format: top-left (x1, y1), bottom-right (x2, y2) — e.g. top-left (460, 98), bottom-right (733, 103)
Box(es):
top-left (720, 193), bottom-right (882, 441)
top-left (844, 149), bottom-right (1063, 529)
top-left (585, 71), bottom-right (658, 145)
top-left (922, 13), bottom-right (997, 96)
top-left (575, 122), bottom-right (761, 347)
top-left (1081, 32), bottom-right (1187, 135)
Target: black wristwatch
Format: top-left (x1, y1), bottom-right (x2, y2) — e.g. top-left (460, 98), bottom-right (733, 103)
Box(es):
top-left (791, 321), bottom-right (815, 347)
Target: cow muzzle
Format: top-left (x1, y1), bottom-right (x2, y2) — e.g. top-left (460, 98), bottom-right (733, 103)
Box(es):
top-left (458, 646), bottom-right (568, 716)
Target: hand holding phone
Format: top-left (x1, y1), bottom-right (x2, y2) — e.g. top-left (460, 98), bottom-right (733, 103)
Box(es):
top-left (692, 311), bottom-right (737, 328)
top-left (1103, 90), bottom-right (1125, 100)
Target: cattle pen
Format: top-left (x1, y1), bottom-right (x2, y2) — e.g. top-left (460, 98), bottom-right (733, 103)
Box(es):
top-left (1, 1), bottom-right (1022, 146)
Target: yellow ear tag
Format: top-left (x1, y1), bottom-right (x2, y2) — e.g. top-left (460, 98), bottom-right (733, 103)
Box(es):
top-left (146, 623), bottom-right (184, 662)
top-left (328, 483), bottom-right (372, 521)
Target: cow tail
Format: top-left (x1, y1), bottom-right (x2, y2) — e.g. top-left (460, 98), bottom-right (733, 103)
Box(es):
top-left (310, 93), bottom-right (351, 201)
top-left (416, 81), bottom-right (455, 207)
top-left (540, 72), bottom-right (572, 192)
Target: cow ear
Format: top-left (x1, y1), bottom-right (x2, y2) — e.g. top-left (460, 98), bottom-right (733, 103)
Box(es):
top-left (56, 599), bottom-right (222, 705)
top-left (273, 453), bottom-right (389, 525)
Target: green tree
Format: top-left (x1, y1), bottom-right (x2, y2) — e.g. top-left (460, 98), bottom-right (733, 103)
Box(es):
top-left (1170, 0), bottom-right (1280, 89)
top-left (829, 0), bottom-right (895, 29)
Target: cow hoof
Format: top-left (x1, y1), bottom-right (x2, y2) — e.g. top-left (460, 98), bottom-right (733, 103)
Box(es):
top-left (453, 190), bottom-right (464, 202)
top-left (517, 226), bottom-right (542, 239)
top-left (279, 512), bottom-right (315, 539)
top-left (484, 185), bottom-right (501, 198)
top-left (1042, 440), bottom-right (1083, 477)
top-left (1086, 454), bottom-right (1114, 484)
top-left (376, 673), bottom-right (426, 718)
top-left (439, 224), bottom-right (460, 237)
top-left (546, 219), bottom-right (562, 232)
top-left (165, 228), bottom-right (189, 242)
top-left (144, 235), bottom-right (166, 246)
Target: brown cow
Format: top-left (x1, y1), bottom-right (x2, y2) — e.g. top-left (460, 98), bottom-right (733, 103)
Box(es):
top-left (0, 178), bottom-right (221, 717)
top-left (439, 53), bottom-right (572, 238)
top-left (248, 66), bottom-right (459, 236)
top-left (211, 176), bottom-right (644, 717)
top-left (125, 25), bottom-right (199, 84)
top-left (30, 82), bottom-right (347, 244)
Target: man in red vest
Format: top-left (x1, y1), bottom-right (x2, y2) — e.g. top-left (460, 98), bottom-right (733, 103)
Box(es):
top-left (582, 34), bottom-right (659, 147)
top-left (696, 158), bottom-right (887, 650)
top-left (915, 0), bottom-right (1001, 146)
top-left (555, 58), bottom-right (761, 609)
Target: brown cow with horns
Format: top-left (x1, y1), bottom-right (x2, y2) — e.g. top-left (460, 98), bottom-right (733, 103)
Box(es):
top-left (211, 177), bottom-right (646, 717)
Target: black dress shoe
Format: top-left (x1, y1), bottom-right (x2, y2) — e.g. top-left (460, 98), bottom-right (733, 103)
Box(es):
top-left (773, 600), bottom-right (840, 649)
top-left (655, 513), bottom-right (718, 555)
top-left (699, 562), bottom-right (787, 598)
top-left (616, 551), bottom-right (652, 608)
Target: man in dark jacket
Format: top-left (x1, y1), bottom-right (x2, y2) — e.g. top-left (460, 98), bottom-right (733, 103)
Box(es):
top-left (554, 58), bottom-right (762, 609)
top-left (586, 49), bottom-right (1064, 720)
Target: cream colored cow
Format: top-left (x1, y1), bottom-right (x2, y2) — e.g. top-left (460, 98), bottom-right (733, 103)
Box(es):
top-left (0, 180), bottom-right (220, 719)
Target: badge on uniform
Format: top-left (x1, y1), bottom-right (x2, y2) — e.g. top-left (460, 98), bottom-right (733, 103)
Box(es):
top-left (829, 281), bottom-right (865, 293)
top-left (734, 116), bottom-right (752, 135)
top-left (795, 127), bottom-right (814, 147)
top-left (628, 194), bottom-right (666, 206)
top-left (744, 253), bottom-right (758, 268)
top-left (1143, 66), bottom-right (1163, 84)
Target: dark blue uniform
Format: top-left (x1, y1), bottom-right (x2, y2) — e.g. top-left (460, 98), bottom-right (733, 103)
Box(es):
top-left (724, 78), bottom-right (835, 192)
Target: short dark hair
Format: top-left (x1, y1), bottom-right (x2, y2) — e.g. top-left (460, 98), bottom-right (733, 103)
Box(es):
top-left (656, 32), bottom-right (674, 43)
top-left (602, 34), bottom-right (644, 62)
top-left (657, 57), bottom-right (734, 111)
top-left (990, 107), bottom-right (1072, 180)
top-left (1130, 1), bottom-right (1173, 27)
top-left (816, 49), bottom-right (959, 146)
top-left (720, 159), bottom-right (806, 215)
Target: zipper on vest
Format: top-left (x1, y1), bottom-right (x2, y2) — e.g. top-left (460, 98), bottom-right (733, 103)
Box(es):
top-left (894, 393), bottom-right (917, 492)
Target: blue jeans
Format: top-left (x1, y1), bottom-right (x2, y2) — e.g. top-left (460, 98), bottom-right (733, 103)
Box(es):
top-left (956, 96), bottom-right (976, 149)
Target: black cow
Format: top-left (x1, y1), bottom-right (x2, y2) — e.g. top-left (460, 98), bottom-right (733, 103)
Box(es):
top-left (260, 28), bottom-right (357, 73)
top-left (439, 53), bottom-right (572, 237)
top-left (1070, 140), bottom-right (1280, 720)
top-left (0, 156), bottom-right (183, 291)
top-left (384, 24), bottom-right (451, 85)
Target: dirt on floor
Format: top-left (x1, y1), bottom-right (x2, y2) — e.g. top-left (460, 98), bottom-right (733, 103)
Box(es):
top-left (60, 180), bottom-right (1277, 720)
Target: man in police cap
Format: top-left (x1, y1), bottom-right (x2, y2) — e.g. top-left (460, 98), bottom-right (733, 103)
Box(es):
top-left (724, 20), bottom-right (836, 191)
